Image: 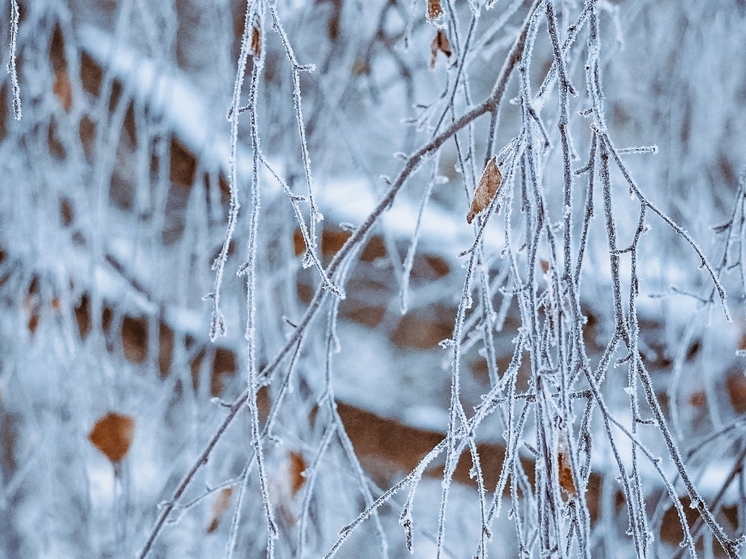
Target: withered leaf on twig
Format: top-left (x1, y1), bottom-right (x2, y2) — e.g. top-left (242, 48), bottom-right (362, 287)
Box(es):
top-left (249, 19), bottom-right (262, 58)
top-left (429, 30), bottom-right (452, 68)
top-left (557, 430), bottom-right (577, 496)
top-left (207, 487), bottom-right (233, 534)
top-left (466, 157), bottom-right (502, 224)
top-left (88, 412), bottom-right (135, 463)
top-left (289, 451), bottom-right (307, 496)
top-left (426, 0), bottom-right (443, 23)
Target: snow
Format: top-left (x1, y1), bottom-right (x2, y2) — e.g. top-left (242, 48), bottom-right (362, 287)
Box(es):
top-left (2, 1), bottom-right (746, 557)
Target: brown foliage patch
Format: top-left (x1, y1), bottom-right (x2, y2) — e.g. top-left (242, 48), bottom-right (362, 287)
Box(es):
top-left (88, 412), bottom-right (135, 463)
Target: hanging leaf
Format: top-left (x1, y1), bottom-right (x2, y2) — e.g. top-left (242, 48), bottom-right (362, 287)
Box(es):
top-left (88, 412), bottom-right (135, 463)
top-left (288, 451), bottom-right (307, 496)
top-left (466, 157), bottom-right (502, 224)
top-left (24, 296), bottom-right (40, 334)
top-left (426, 0), bottom-right (443, 24)
top-left (249, 18), bottom-right (262, 59)
top-left (429, 30), bottom-right (452, 68)
top-left (53, 71), bottom-right (73, 111)
top-left (557, 430), bottom-right (577, 496)
top-left (727, 373), bottom-right (746, 413)
top-left (206, 487), bottom-right (233, 533)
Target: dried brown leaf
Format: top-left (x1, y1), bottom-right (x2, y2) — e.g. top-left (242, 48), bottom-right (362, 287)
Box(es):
top-left (23, 295), bottom-right (39, 334)
top-left (557, 430), bottom-right (577, 496)
top-left (289, 451), bottom-right (307, 496)
top-left (88, 412), bottom-right (135, 463)
top-left (689, 390), bottom-right (707, 408)
top-left (426, 0), bottom-right (443, 23)
top-left (727, 372), bottom-right (746, 413)
top-left (351, 59), bottom-right (369, 76)
top-left (53, 71), bottom-right (73, 111)
top-left (429, 30), bottom-right (452, 68)
top-left (206, 487), bottom-right (233, 533)
top-left (466, 157), bottom-right (502, 224)
top-left (27, 312), bottom-right (39, 334)
top-left (250, 21), bottom-right (262, 58)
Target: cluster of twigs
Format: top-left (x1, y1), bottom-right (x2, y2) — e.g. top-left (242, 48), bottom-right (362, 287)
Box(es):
top-left (135, 1), bottom-right (745, 558)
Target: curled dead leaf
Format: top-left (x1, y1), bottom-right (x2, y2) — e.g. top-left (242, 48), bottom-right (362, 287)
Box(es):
top-left (429, 30), bottom-right (452, 68)
top-left (88, 412), bottom-right (135, 463)
top-left (250, 19), bottom-right (262, 58)
top-left (289, 451), bottom-right (307, 496)
top-left (207, 487), bottom-right (233, 534)
top-left (466, 157), bottom-right (502, 224)
top-left (557, 430), bottom-right (577, 496)
top-left (426, 0), bottom-right (443, 23)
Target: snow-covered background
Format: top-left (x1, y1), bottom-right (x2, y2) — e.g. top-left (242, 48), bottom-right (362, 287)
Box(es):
top-left (1, 0), bottom-right (746, 557)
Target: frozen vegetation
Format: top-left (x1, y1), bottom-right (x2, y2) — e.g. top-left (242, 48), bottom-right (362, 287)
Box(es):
top-left (1, 0), bottom-right (746, 557)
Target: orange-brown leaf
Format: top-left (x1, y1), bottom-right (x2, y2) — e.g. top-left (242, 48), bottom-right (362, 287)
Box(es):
top-left (467, 157), bottom-right (502, 224)
top-left (689, 390), bottom-right (707, 408)
top-left (23, 295), bottom-right (39, 334)
top-left (557, 431), bottom-right (577, 496)
top-left (88, 412), bottom-right (135, 463)
top-left (727, 372), bottom-right (746, 413)
top-left (53, 71), bottom-right (73, 111)
top-left (27, 312), bottom-right (39, 334)
top-left (250, 21), bottom-right (262, 58)
top-left (429, 30), bottom-right (452, 68)
top-left (207, 487), bottom-right (233, 533)
top-left (289, 451), bottom-right (307, 496)
top-left (426, 0), bottom-right (443, 22)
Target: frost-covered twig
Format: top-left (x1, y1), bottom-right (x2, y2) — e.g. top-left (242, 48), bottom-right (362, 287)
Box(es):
top-left (7, 0), bottom-right (21, 120)
top-left (268, 4), bottom-right (326, 275)
top-left (298, 423), bottom-right (335, 558)
top-left (600, 131), bottom-right (730, 321)
top-left (399, 161), bottom-right (436, 315)
top-left (671, 445), bottom-right (746, 559)
top-left (209, 0), bottom-right (256, 340)
top-left (224, 465), bottom-right (250, 559)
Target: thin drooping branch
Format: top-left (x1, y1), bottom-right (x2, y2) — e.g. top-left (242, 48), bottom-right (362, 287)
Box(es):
top-left (209, 0), bottom-right (255, 341)
top-left (136, 3), bottom-right (541, 556)
top-left (268, 4), bottom-right (330, 288)
top-left (7, 0), bottom-right (22, 120)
